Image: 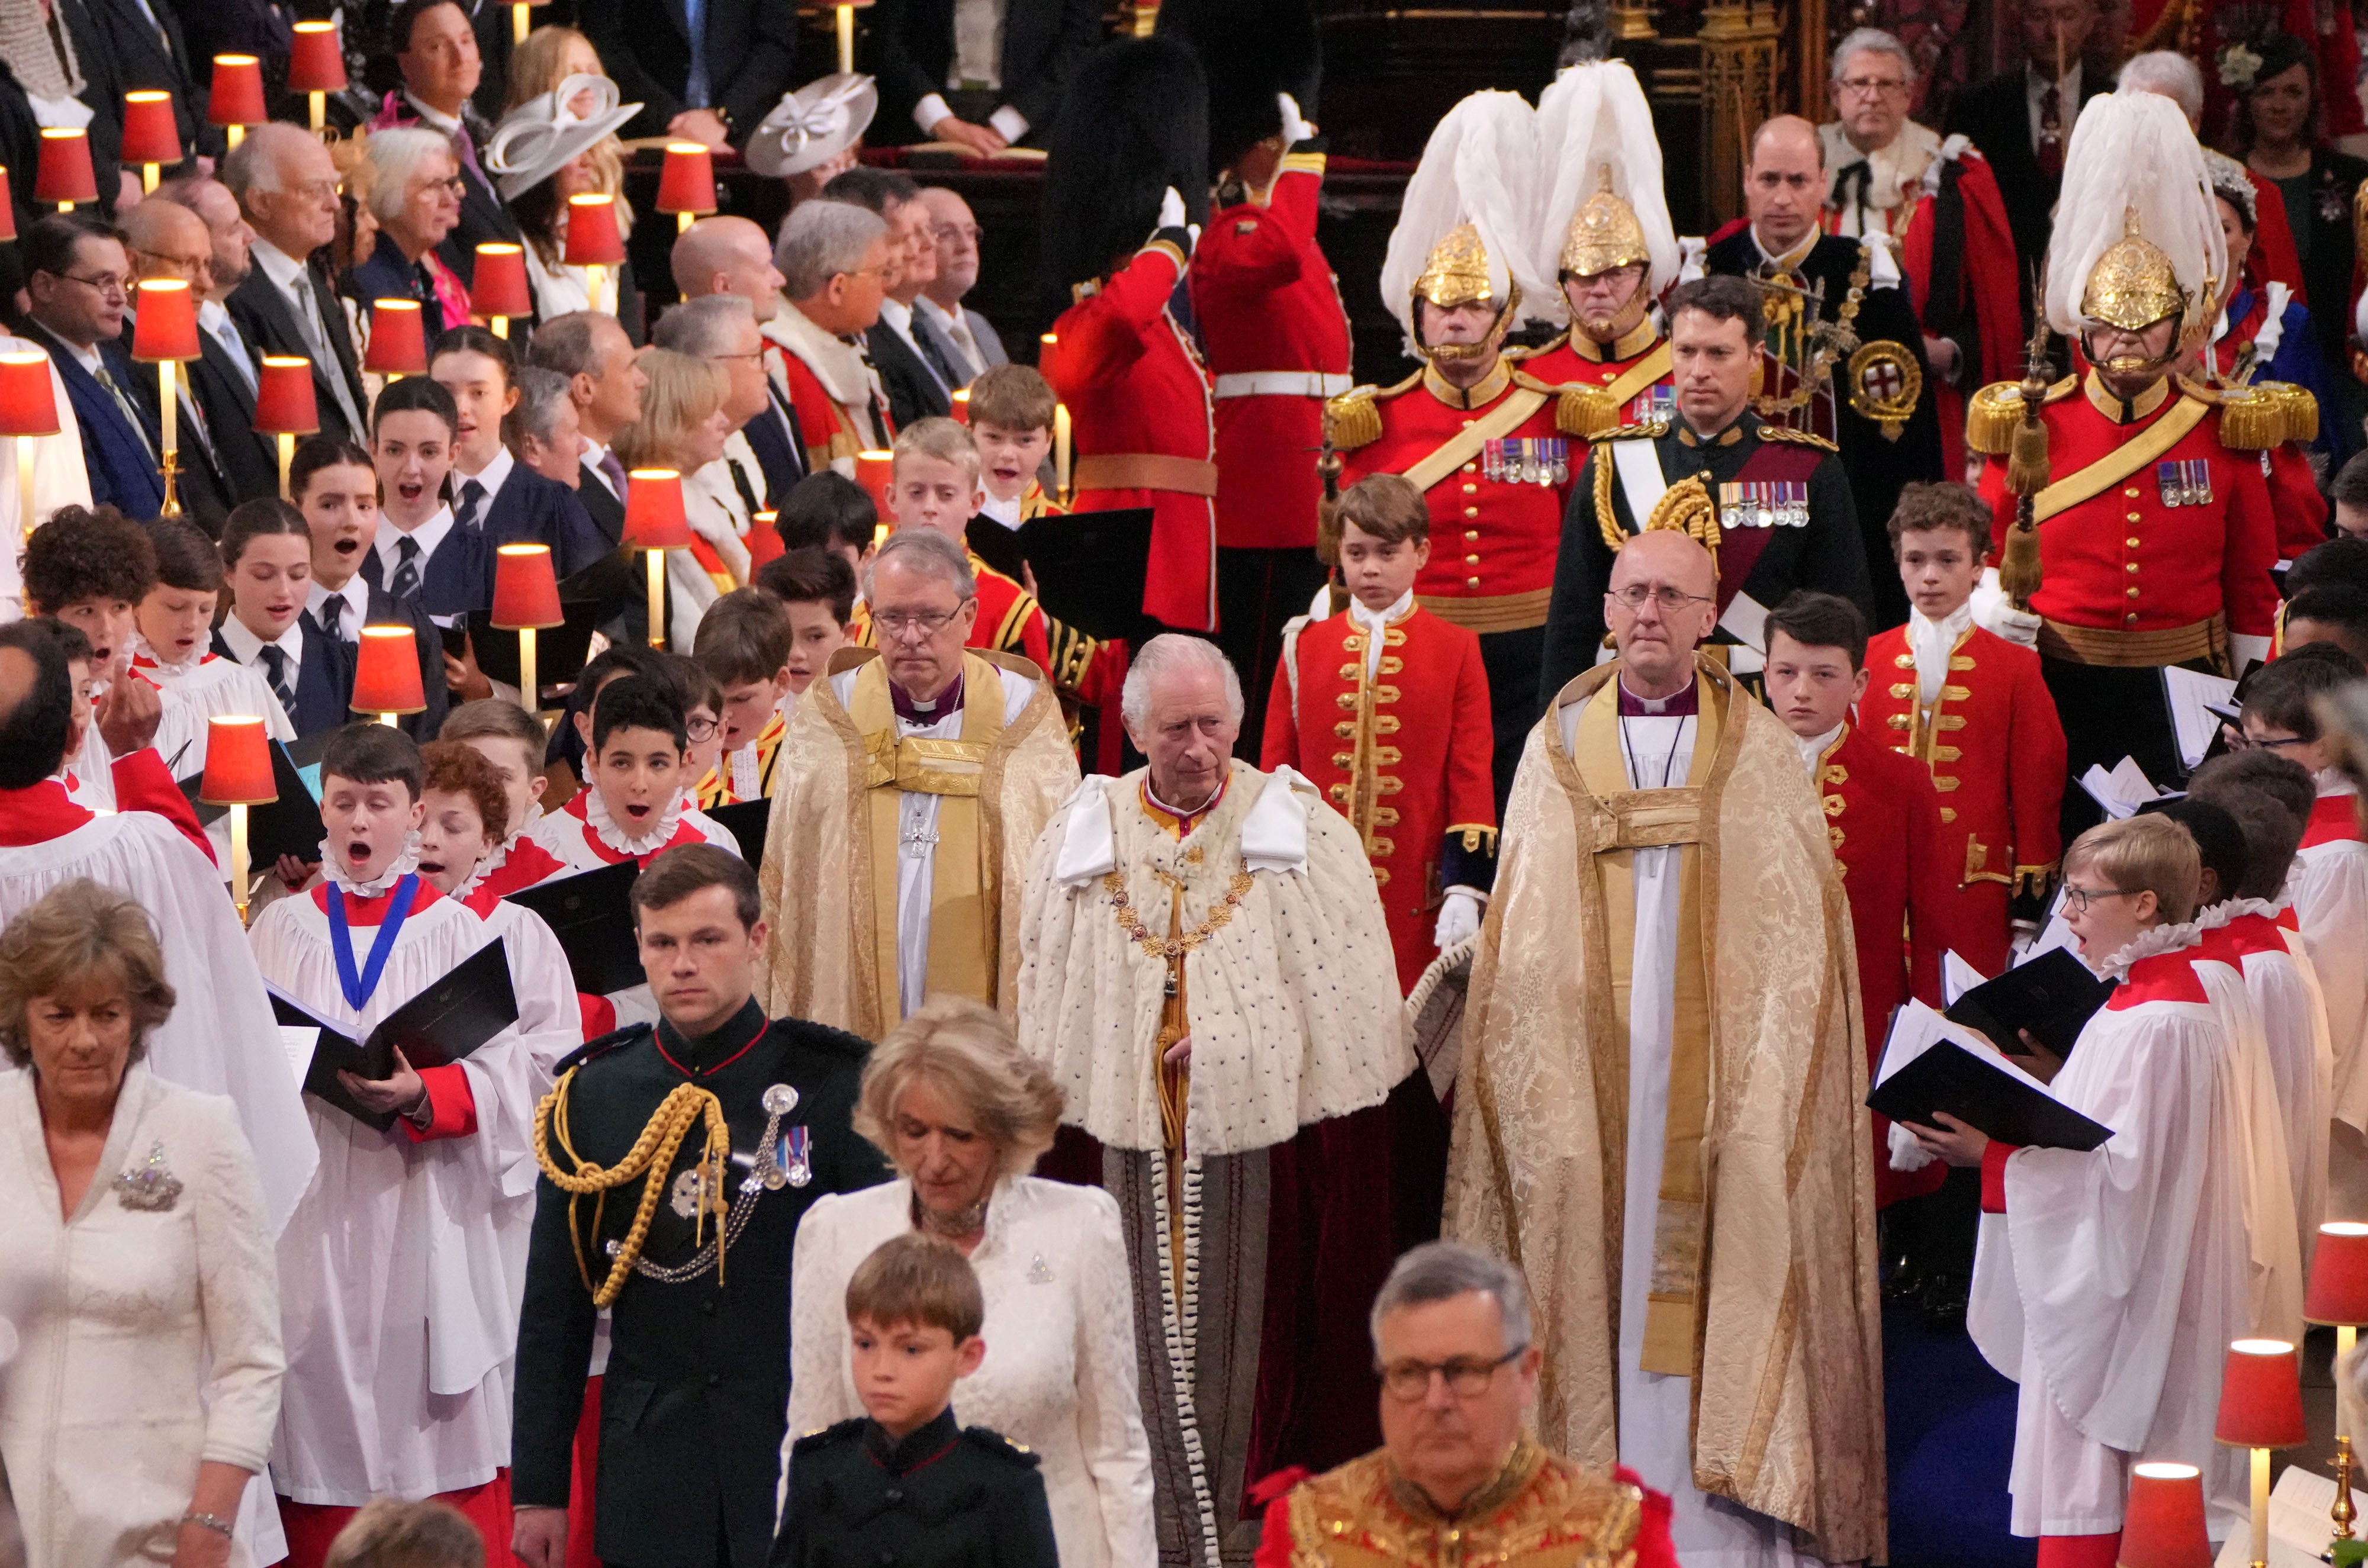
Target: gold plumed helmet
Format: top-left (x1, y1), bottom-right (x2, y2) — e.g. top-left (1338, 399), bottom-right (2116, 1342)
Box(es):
top-left (1559, 164), bottom-right (1650, 279)
top-left (2079, 205), bottom-right (2190, 333)
top-left (1415, 222), bottom-right (1499, 311)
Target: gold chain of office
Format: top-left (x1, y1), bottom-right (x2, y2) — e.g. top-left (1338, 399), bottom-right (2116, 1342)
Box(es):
top-left (1105, 870), bottom-right (1257, 964)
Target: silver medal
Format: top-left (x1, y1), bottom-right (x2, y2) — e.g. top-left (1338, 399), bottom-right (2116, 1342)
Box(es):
top-left (787, 1164), bottom-right (812, 1188)
top-left (763, 1084), bottom-right (800, 1115)
top-left (670, 1167), bottom-right (707, 1218)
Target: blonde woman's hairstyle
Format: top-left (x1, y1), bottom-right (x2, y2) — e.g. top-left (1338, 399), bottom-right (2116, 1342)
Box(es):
top-left (0, 878), bottom-right (175, 1068)
top-left (844, 1232), bottom-right (986, 1341)
top-left (852, 995), bottom-right (1064, 1179)
top-left (891, 416), bottom-right (982, 487)
top-left (614, 347), bottom-right (730, 471)
top-left (2064, 813), bottom-right (2202, 926)
top-left (321, 1496), bottom-right (484, 1568)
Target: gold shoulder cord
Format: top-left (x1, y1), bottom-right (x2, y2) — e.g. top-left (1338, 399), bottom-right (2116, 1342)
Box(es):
top-left (533, 1069), bottom-right (734, 1308)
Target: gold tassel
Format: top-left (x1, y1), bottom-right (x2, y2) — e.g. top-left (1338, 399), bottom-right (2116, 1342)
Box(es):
top-left (2215, 387), bottom-right (2283, 451)
top-left (1999, 520), bottom-right (2044, 607)
top-left (1965, 383), bottom-right (2025, 455)
top-left (1556, 385), bottom-right (1618, 439)
top-left (1323, 391), bottom-right (1381, 452)
top-left (2006, 417), bottom-right (2050, 496)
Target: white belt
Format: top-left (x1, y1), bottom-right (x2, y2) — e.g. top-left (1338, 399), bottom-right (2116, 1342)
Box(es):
top-left (1213, 371), bottom-right (1354, 400)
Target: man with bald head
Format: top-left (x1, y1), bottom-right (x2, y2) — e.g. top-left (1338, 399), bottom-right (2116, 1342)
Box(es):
top-left (1448, 523), bottom-right (1885, 1564)
top-left (121, 198), bottom-right (278, 518)
top-left (221, 121), bottom-right (370, 443)
top-left (915, 188), bottom-right (1005, 378)
top-left (1702, 113), bottom-right (1941, 625)
top-left (671, 214), bottom-right (807, 498)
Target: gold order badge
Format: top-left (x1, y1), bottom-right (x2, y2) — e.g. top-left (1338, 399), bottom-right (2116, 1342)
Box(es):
top-left (1847, 340), bottom-right (1922, 440)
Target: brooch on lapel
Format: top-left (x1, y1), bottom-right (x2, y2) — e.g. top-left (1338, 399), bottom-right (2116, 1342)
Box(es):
top-left (1028, 1252), bottom-right (1054, 1284)
top-left (113, 1142), bottom-right (182, 1212)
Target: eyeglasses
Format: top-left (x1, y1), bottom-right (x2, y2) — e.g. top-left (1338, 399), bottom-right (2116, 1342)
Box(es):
top-left (275, 179), bottom-right (341, 204)
top-left (133, 247), bottom-right (211, 273)
top-left (1836, 75), bottom-right (1910, 98)
top-left (59, 272), bottom-right (129, 300)
top-left (2060, 885), bottom-right (2137, 913)
top-left (415, 175), bottom-right (466, 198)
top-left (1376, 1344), bottom-right (1527, 1401)
top-left (1607, 584), bottom-right (1716, 611)
top-left (2238, 731), bottom-right (2312, 752)
top-left (686, 716), bottom-right (720, 743)
top-left (872, 603), bottom-right (970, 638)
top-left (713, 350), bottom-right (766, 362)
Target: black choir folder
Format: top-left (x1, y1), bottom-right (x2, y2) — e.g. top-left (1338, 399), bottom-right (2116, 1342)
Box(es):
top-left (1868, 1000), bottom-right (2113, 1151)
top-left (707, 798), bottom-right (771, 866)
top-left (1943, 946), bottom-right (2116, 1058)
top-left (269, 939), bottom-right (519, 1132)
top-left (503, 859), bottom-right (644, 996)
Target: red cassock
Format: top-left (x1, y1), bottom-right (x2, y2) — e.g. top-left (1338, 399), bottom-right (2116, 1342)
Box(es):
top-left (1897, 145), bottom-right (2022, 483)
top-left (1189, 147), bottom-right (1353, 552)
top-left (1859, 621), bottom-right (2067, 975)
top-left (1044, 236), bottom-right (1218, 630)
top-left (1973, 378), bottom-right (2282, 646)
top-left (1816, 723), bottom-right (1958, 1206)
top-left (1512, 320), bottom-right (1674, 426)
top-left (1258, 602), bottom-right (1497, 991)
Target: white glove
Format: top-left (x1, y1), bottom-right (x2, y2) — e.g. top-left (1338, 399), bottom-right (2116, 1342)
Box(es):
top-left (1276, 92), bottom-right (1314, 148)
top-left (1157, 185), bottom-right (1186, 232)
top-left (1887, 1121), bottom-right (1937, 1173)
top-left (1434, 889), bottom-right (1484, 951)
top-left (1970, 566), bottom-right (2041, 649)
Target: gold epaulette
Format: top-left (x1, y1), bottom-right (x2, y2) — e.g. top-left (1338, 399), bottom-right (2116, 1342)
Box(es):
top-left (1556, 384), bottom-right (1621, 439)
top-left (1588, 418), bottom-right (1668, 445)
top-left (1966, 376), bottom-right (2079, 455)
top-left (1760, 425), bottom-right (1838, 452)
top-left (1324, 387), bottom-right (1381, 451)
top-left (2198, 378), bottom-right (2319, 450)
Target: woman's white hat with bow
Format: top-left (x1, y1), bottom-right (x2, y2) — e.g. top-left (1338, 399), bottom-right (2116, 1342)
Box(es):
top-left (484, 73), bottom-right (642, 201)
top-left (745, 72), bottom-right (877, 178)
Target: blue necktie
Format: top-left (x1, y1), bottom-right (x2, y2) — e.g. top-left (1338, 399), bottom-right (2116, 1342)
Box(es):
top-left (683, 0), bottom-right (711, 108)
top-left (389, 536), bottom-right (423, 600)
top-left (259, 645), bottom-right (299, 725)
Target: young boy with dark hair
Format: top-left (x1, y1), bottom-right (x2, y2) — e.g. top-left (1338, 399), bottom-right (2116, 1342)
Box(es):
top-left (246, 719), bottom-right (555, 1563)
top-left (693, 587), bottom-right (796, 807)
top-left (966, 363), bottom-right (1062, 525)
top-left (772, 1234), bottom-right (1058, 1568)
top-left (1857, 481), bottom-right (2067, 973)
top-left (530, 675), bottom-right (741, 871)
top-left (1260, 473), bottom-right (1495, 991)
top-left (774, 472), bottom-right (879, 577)
top-left (752, 547), bottom-right (860, 696)
top-left (2283, 584), bottom-right (2368, 665)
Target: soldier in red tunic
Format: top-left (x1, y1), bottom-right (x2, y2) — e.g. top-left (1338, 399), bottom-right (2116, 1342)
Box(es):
top-left (1859, 483), bottom-right (2068, 974)
top-left (1261, 475), bottom-right (1496, 991)
top-left (1330, 89), bottom-right (1578, 803)
top-left (1163, 0), bottom-right (1346, 741)
top-left (1038, 36), bottom-right (1218, 633)
top-left (1515, 62), bottom-right (1679, 433)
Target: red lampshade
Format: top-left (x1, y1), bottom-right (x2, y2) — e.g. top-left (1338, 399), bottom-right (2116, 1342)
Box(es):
top-left (622, 469), bottom-right (691, 550)
top-left (656, 143), bottom-right (717, 216)
top-left (0, 352), bottom-right (60, 437)
top-left (471, 243), bottom-right (531, 319)
top-left (746, 509), bottom-right (782, 569)
top-left (363, 300), bottom-right (427, 375)
top-left (854, 449), bottom-right (895, 515)
top-left (208, 56), bottom-right (266, 127)
top-left (350, 624), bottom-right (426, 716)
top-left (198, 716), bottom-right (276, 805)
top-left (0, 168), bottom-right (15, 243)
top-left (2308, 1222), bottom-right (2368, 1325)
top-left (287, 21), bottom-right (346, 94)
top-left (2213, 1338), bottom-right (2308, 1449)
top-left (131, 279), bottom-right (200, 362)
top-left (491, 545), bottom-right (564, 630)
top-left (950, 387), bottom-right (969, 424)
top-left (34, 130), bottom-right (96, 206)
top-left (563, 194), bottom-right (626, 266)
top-left (253, 357), bottom-right (318, 435)
top-left (121, 91), bottom-right (181, 166)
top-left (2118, 1463), bottom-right (2211, 1568)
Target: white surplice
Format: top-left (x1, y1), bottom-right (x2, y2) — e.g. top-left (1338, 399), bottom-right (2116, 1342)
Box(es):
top-left (249, 885), bottom-right (543, 1503)
top-left (2190, 944), bottom-right (2305, 1342)
top-left (0, 809), bottom-right (316, 1234)
top-left (2203, 898), bottom-right (2334, 1269)
top-left (1558, 693), bottom-right (1828, 1567)
top-left (139, 649), bottom-right (296, 781)
top-left (2298, 783), bottom-right (2368, 1216)
top-left (1967, 928), bottom-right (2252, 1540)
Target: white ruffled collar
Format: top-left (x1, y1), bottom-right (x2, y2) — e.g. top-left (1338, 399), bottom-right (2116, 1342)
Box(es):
top-left (448, 835), bottom-right (509, 903)
top-left (584, 783), bottom-right (684, 856)
top-left (2194, 895), bottom-right (2290, 934)
top-left (129, 633), bottom-right (206, 677)
top-left (2100, 919), bottom-right (2203, 979)
top-left (323, 832), bottom-right (423, 898)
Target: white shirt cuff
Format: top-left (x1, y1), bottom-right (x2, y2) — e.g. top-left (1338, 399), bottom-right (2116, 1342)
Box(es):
top-left (988, 104), bottom-right (1028, 143)
top-left (915, 94), bottom-right (953, 136)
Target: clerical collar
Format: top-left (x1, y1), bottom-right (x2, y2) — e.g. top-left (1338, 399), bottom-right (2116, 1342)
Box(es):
top-left (1616, 677), bottom-right (1698, 716)
top-left (654, 995), bottom-right (769, 1076)
top-left (1677, 411), bottom-right (1748, 447)
top-left (863, 1406), bottom-right (960, 1475)
top-left (1567, 316), bottom-right (1659, 364)
top-left (1421, 357), bottom-right (1511, 410)
top-left (2081, 368), bottom-right (2171, 424)
top-left (893, 674), bottom-right (964, 725)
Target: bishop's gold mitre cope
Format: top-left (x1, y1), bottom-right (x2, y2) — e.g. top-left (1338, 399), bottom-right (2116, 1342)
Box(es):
top-left (1415, 221), bottom-right (1500, 311)
top-left (1562, 163), bottom-right (1650, 278)
top-left (2081, 205), bottom-right (2190, 333)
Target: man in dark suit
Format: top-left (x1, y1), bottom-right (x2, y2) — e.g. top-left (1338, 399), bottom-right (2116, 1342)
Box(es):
top-left (819, 168), bottom-right (953, 429)
top-left (221, 123), bottom-right (371, 446)
top-left (20, 215), bottom-right (167, 521)
top-left (578, 0), bottom-right (799, 153)
top-left (86, 0), bottom-right (217, 169)
top-left (376, 0), bottom-right (522, 289)
top-left (527, 311), bottom-right (644, 549)
top-left (1943, 0), bottom-right (2111, 310)
top-left (916, 187), bottom-right (1006, 381)
top-left (866, 0), bottom-right (1102, 153)
top-left (121, 196), bottom-right (276, 526)
top-left (670, 215), bottom-right (807, 504)
top-left (155, 178), bottom-right (282, 507)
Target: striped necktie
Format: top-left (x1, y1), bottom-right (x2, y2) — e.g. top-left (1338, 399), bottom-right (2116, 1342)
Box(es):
top-left (389, 536), bottom-right (423, 599)
top-left (258, 644), bottom-right (299, 725)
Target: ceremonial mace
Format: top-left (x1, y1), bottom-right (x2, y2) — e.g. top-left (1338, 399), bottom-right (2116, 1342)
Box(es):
top-left (1999, 291), bottom-right (2053, 613)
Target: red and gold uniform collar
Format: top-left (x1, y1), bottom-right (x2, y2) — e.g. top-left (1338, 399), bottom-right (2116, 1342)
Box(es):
top-left (1141, 775), bottom-right (1228, 839)
top-left (2081, 368), bottom-right (2174, 425)
top-left (1563, 316), bottom-right (1660, 365)
top-left (1421, 356), bottom-right (1513, 410)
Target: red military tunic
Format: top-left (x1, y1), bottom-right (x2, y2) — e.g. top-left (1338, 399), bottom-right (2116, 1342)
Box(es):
top-left (1259, 597), bottom-right (1497, 990)
top-left (1973, 372), bottom-right (2282, 656)
top-left (1512, 317), bottom-right (1675, 431)
top-left (1859, 619), bottom-right (2068, 974)
top-left (1043, 235), bottom-right (1218, 630)
top-left (1189, 146), bottom-right (1353, 552)
top-left (1814, 721), bottom-right (1961, 1206)
top-left (1330, 360), bottom-right (1575, 635)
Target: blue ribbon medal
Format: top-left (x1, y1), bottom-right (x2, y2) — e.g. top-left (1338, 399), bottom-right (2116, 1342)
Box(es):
top-left (327, 873), bottom-right (420, 1012)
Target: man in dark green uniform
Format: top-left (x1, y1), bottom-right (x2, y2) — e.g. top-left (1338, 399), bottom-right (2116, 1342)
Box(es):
top-left (1538, 273), bottom-right (1874, 699)
top-left (511, 844), bottom-right (890, 1568)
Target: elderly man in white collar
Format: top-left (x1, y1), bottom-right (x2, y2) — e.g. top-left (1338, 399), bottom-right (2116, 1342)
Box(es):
top-left (1013, 632), bottom-right (1442, 1568)
top-left (766, 200), bottom-right (895, 477)
top-left (221, 124), bottom-right (371, 444)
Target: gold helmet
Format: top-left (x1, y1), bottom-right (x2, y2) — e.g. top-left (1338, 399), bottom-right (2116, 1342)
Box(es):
top-left (1559, 164), bottom-right (1651, 279)
top-left (1412, 223), bottom-right (1519, 362)
top-left (2079, 206), bottom-right (2189, 333)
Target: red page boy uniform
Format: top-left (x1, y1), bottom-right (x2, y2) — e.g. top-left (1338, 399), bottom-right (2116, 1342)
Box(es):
top-left (1260, 590), bottom-right (1497, 990)
top-left (1860, 606), bottom-right (2067, 974)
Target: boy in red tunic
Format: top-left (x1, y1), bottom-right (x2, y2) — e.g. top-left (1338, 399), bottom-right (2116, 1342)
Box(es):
top-left (1260, 474), bottom-right (1495, 991)
top-left (968, 365), bottom-right (1067, 527)
top-left (691, 588), bottom-right (796, 809)
top-left (884, 417), bottom-right (1056, 670)
top-left (1858, 483), bottom-right (2068, 974)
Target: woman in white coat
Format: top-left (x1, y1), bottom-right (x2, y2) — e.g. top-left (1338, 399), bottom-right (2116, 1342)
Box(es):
top-left (786, 996), bottom-right (1154, 1568)
top-left (0, 878), bottom-right (283, 1567)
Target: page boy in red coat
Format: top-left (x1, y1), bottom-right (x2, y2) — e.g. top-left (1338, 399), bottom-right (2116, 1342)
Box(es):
top-left (1261, 474), bottom-right (1495, 991)
top-left (1858, 483), bottom-right (2067, 974)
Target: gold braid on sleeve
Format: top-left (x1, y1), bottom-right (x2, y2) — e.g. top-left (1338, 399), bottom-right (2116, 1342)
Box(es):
top-left (1594, 445), bottom-right (1626, 553)
top-left (533, 1071), bottom-right (735, 1308)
